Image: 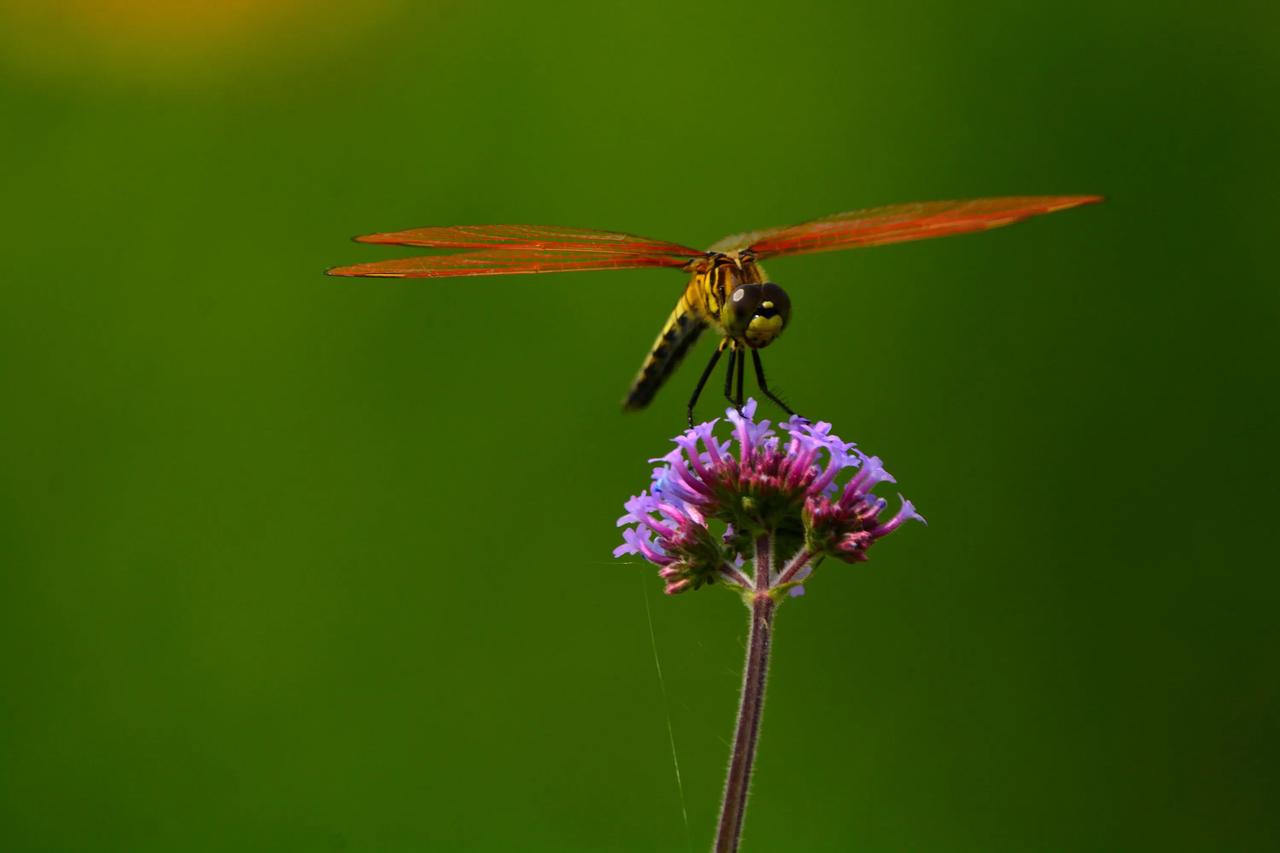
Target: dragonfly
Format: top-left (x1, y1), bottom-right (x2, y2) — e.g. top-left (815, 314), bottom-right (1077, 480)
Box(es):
top-left (328, 195), bottom-right (1101, 426)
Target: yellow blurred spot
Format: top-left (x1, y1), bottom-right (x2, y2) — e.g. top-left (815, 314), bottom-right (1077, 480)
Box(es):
top-left (0, 0), bottom-right (400, 83)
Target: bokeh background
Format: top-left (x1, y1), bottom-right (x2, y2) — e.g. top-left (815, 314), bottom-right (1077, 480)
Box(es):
top-left (2, 1), bottom-right (1277, 850)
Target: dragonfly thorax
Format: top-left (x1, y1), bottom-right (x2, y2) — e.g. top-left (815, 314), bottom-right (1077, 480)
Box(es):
top-left (726, 282), bottom-right (791, 348)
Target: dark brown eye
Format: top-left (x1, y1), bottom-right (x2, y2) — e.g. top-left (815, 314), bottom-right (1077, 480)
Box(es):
top-left (729, 284), bottom-right (763, 319)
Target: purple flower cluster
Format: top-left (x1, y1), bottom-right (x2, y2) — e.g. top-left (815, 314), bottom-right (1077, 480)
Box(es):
top-left (615, 400), bottom-right (925, 596)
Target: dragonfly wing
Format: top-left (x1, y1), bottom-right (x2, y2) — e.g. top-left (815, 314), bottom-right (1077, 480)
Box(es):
top-left (711, 196), bottom-right (1102, 258)
top-left (353, 223), bottom-right (704, 257)
top-left (327, 248), bottom-right (696, 278)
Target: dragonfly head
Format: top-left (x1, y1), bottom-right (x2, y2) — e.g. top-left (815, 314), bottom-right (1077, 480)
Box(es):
top-left (728, 282), bottom-right (791, 348)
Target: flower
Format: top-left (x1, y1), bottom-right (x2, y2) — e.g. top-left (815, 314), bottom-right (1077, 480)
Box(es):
top-left (614, 399), bottom-right (925, 596)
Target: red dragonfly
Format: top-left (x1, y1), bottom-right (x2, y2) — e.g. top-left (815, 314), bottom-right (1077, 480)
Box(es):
top-left (328, 195), bottom-right (1101, 425)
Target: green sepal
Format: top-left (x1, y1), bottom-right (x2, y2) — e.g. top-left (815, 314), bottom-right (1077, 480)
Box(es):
top-left (767, 581), bottom-right (805, 603)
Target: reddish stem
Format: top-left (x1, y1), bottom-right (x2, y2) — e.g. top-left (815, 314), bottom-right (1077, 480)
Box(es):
top-left (714, 535), bottom-right (777, 853)
top-left (775, 547), bottom-right (815, 587)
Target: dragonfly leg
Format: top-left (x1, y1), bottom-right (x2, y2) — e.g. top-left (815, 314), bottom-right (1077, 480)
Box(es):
top-left (735, 345), bottom-right (746, 409)
top-left (722, 346), bottom-right (740, 411)
top-left (687, 344), bottom-right (725, 428)
top-left (752, 349), bottom-right (801, 420)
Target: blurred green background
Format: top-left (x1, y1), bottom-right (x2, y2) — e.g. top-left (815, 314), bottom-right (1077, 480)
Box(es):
top-left (2, 1), bottom-right (1277, 850)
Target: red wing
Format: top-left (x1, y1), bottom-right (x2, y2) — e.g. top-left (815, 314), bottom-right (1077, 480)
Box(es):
top-left (711, 196), bottom-right (1102, 259)
top-left (327, 248), bottom-right (695, 278)
top-left (352, 223), bottom-right (703, 257)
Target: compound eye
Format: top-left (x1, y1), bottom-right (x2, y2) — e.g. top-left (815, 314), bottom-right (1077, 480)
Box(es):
top-left (757, 283), bottom-right (791, 323)
top-left (730, 284), bottom-right (762, 319)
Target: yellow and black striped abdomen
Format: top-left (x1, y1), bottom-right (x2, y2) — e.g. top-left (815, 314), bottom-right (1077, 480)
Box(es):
top-left (621, 257), bottom-right (767, 411)
top-left (622, 281), bottom-right (708, 411)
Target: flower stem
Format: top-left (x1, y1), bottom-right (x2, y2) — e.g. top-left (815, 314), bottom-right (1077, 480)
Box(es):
top-left (775, 547), bottom-right (814, 587)
top-left (719, 563), bottom-right (753, 590)
top-left (714, 535), bottom-right (778, 853)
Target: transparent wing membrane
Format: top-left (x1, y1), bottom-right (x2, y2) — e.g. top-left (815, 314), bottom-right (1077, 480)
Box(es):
top-left (352, 223), bottom-right (703, 257)
top-left (327, 248), bottom-right (695, 278)
top-left (711, 196), bottom-right (1102, 258)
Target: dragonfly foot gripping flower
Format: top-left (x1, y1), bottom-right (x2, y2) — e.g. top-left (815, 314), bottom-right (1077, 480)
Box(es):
top-left (614, 400), bottom-right (924, 852)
